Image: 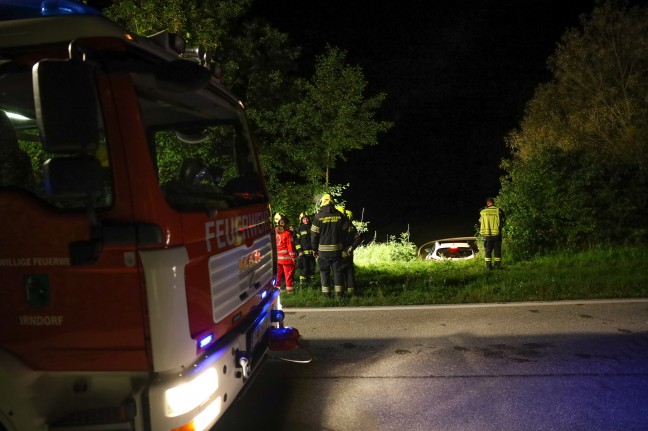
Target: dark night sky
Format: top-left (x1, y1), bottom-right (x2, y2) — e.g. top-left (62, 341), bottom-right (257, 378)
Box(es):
top-left (249, 0), bottom-right (599, 243)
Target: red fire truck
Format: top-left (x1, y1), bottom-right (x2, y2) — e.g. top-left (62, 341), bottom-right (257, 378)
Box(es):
top-left (0, 1), bottom-right (298, 430)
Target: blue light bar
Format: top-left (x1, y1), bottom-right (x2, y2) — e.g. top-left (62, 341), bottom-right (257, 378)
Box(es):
top-left (0, 0), bottom-right (100, 20)
top-left (41, 0), bottom-right (99, 16)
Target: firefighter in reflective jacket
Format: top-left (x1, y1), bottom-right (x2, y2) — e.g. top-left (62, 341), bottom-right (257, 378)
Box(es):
top-left (275, 216), bottom-right (297, 292)
top-left (479, 197), bottom-right (506, 270)
top-left (296, 212), bottom-right (316, 285)
top-left (311, 194), bottom-right (346, 297)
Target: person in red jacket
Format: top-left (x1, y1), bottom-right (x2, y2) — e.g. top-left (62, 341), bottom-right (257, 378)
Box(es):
top-left (275, 216), bottom-right (297, 293)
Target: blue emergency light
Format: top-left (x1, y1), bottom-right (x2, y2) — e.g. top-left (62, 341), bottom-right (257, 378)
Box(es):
top-left (0, 0), bottom-right (100, 20)
top-left (198, 333), bottom-right (214, 350)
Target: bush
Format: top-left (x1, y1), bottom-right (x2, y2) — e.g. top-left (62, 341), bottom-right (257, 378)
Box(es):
top-left (355, 231), bottom-right (417, 265)
top-left (498, 148), bottom-right (648, 258)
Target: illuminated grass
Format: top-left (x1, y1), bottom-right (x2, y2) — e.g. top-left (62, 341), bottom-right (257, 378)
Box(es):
top-left (280, 244), bottom-right (648, 307)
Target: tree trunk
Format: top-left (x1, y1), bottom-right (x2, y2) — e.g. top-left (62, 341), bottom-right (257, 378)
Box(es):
top-left (325, 166), bottom-right (329, 189)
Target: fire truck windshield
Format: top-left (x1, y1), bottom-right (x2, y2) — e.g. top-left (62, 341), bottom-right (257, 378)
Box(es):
top-left (132, 75), bottom-right (266, 211)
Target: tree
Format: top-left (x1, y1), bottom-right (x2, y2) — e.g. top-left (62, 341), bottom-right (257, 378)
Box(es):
top-left (499, 1), bottom-right (648, 257)
top-left (246, 45), bottom-right (392, 218)
top-left (276, 46), bottom-right (392, 189)
top-left (507, 1), bottom-right (648, 168)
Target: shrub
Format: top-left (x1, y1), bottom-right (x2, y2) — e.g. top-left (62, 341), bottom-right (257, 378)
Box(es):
top-left (355, 231), bottom-right (417, 265)
top-left (498, 148), bottom-right (648, 258)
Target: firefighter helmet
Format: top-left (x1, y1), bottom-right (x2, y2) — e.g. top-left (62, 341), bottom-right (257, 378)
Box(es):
top-left (273, 212), bottom-right (283, 224)
top-left (320, 193), bottom-right (333, 206)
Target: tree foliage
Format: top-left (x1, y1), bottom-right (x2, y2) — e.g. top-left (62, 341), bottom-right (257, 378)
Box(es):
top-left (254, 45), bottom-right (392, 214)
top-left (507, 1), bottom-right (648, 167)
top-left (288, 46), bottom-right (392, 187)
top-left (104, 0), bottom-right (250, 49)
top-left (499, 148), bottom-right (647, 258)
top-left (499, 1), bottom-right (648, 257)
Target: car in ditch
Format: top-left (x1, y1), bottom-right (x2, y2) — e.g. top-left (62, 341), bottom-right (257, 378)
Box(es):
top-left (418, 237), bottom-right (478, 261)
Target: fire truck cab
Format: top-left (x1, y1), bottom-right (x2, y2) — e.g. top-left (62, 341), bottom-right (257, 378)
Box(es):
top-left (0, 1), bottom-right (296, 430)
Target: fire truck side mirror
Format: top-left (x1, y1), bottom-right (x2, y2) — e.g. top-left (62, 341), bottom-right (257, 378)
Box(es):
top-left (42, 156), bottom-right (103, 200)
top-left (32, 59), bottom-right (100, 154)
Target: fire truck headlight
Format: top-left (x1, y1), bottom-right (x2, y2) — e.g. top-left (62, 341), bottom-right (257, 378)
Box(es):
top-left (192, 398), bottom-right (222, 431)
top-left (170, 397), bottom-right (222, 431)
top-left (164, 367), bottom-right (219, 417)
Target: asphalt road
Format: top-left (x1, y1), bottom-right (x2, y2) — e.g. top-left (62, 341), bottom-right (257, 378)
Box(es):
top-left (212, 299), bottom-right (648, 431)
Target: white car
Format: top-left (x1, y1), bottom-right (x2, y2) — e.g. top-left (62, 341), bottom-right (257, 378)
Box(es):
top-left (418, 237), bottom-right (478, 261)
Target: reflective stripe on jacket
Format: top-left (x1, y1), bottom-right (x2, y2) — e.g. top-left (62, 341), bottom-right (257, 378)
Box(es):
top-left (311, 204), bottom-right (345, 254)
top-left (296, 222), bottom-right (314, 253)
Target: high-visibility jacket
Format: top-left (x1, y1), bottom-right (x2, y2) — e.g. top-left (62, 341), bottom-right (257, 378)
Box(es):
top-left (311, 204), bottom-right (345, 254)
top-left (296, 221), bottom-right (314, 255)
top-left (275, 225), bottom-right (296, 263)
top-left (480, 205), bottom-right (506, 237)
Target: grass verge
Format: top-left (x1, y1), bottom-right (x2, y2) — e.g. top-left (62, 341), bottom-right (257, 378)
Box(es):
top-left (279, 244), bottom-right (648, 307)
